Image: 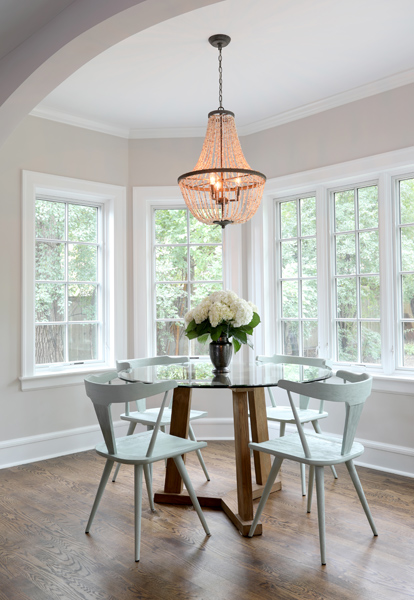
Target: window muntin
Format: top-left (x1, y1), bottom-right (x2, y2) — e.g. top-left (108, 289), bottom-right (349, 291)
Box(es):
top-left (333, 185), bottom-right (381, 365)
top-left (397, 178), bottom-right (414, 367)
top-left (35, 198), bottom-right (101, 366)
top-left (153, 208), bottom-right (223, 355)
top-left (278, 196), bottom-right (318, 357)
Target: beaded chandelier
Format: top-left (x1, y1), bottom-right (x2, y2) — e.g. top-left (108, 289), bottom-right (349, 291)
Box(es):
top-left (178, 34), bottom-right (266, 228)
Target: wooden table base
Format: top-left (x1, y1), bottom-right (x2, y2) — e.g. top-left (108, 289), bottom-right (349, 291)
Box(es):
top-left (155, 385), bottom-right (282, 537)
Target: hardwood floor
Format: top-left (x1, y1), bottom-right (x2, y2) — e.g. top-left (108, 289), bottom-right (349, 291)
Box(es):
top-left (0, 441), bottom-right (413, 600)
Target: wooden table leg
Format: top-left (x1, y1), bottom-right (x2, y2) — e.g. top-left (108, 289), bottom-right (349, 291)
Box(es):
top-left (232, 389), bottom-right (253, 522)
top-left (157, 387), bottom-right (192, 498)
top-left (248, 388), bottom-right (272, 485)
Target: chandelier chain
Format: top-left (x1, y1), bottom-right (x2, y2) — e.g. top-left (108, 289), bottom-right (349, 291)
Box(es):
top-left (218, 45), bottom-right (223, 109)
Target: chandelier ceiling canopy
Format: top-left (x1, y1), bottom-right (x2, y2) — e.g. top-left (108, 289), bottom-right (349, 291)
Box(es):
top-left (178, 34), bottom-right (266, 228)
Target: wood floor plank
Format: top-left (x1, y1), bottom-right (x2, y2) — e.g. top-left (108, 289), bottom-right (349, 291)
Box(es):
top-left (0, 442), bottom-right (413, 600)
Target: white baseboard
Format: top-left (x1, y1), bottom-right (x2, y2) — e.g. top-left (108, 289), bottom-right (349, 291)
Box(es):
top-left (1, 418), bottom-right (413, 479)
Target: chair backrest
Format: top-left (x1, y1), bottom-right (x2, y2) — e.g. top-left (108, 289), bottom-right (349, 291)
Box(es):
top-left (84, 372), bottom-right (178, 457)
top-left (278, 370), bottom-right (372, 457)
top-left (256, 354), bottom-right (332, 410)
top-left (116, 356), bottom-right (188, 412)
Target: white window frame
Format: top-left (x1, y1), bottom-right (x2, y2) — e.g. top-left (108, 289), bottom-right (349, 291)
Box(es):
top-left (21, 171), bottom-right (127, 390)
top-left (256, 146), bottom-right (414, 394)
top-left (133, 186), bottom-right (241, 361)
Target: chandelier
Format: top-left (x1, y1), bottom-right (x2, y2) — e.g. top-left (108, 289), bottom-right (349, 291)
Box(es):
top-left (178, 34), bottom-right (266, 228)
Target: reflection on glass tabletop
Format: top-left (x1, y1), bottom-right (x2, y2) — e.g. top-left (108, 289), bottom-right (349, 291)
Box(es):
top-left (117, 360), bottom-right (332, 388)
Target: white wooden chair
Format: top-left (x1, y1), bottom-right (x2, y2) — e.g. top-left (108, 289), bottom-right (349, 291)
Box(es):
top-left (84, 371), bottom-right (210, 562)
top-left (256, 354), bottom-right (338, 495)
top-left (112, 356), bottom-right (210, 484)
top-left (248, 371), bottom-right (378, 564)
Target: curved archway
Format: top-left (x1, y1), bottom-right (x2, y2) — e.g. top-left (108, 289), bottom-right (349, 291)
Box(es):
top-left (0, 0), bottom-right (221, 148)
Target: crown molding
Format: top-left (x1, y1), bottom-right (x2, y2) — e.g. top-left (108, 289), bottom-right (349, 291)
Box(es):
top-left (30, 106), bottom-right (130, 138)
top-left (30, 68), bottom-right (414, 139)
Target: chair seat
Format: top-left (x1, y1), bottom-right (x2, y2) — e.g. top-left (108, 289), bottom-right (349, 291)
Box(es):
top-left (265, 406), bottom-right (328, 423)
top-left (120, 407), bottom-right (207, 427)
top-left (249, 431), bottom-right (364, 466)
top-left (96, 430), bottom-right (207, 465)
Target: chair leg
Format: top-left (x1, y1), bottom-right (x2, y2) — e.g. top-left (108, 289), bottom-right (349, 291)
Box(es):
top-left (279, 422), bottom-right (286, 437)
top-left (307, 465), bottom-right (315, 513)
top-left (143, 464), bottom-right (155, 512)
top-left (312, 421), bottom-right (338, 479)
top-left (134, 464), bottom-right (143, 562)
top-left (300, 463), bottom-right (306, 496)
top-left (172, 455), bottom-right (210, 537)
top-left (248, 457), bottom-right (283, 537)
top-left (85, 459), bottom-right (114, 533)
top-left (188, 423), bottom-right (210, 481)
top-left (315, 466), bottom-right (326, 565)
top-left (345, 460), bottom-right (378, 536)
top-left (112, 422), bottom-right (137, 482)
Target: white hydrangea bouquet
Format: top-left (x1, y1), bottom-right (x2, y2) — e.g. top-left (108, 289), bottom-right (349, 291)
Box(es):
top-left (184, 290), bottom-right (260, 353)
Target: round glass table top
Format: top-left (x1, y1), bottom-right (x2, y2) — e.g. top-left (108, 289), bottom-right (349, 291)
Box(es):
top-left (118, 360), bottom-right (332, 388)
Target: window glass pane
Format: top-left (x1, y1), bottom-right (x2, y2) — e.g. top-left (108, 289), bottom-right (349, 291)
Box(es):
top-left (401, 226), bottom-right (414, 272)
top-left (68, 204), bottom-right (97, 242)
top-left (302, 279), bottom-right (318, 318)
top-left (156, 284), bottom-right (188, 319)
top-left (35, 242), bottom-right (65, 281)
top-left (361, 322), bottom-right (381, 364)
top-left (335, 190), bottom-right (355, 231)
top-left (281, 241), bottom-right (298, 277)
top-left (36, 324), bottom-right (65, 364)
top-left (358, 186), bottom-right (378, 229)
top-left (301, 238), bottom-right (317, 276)
top-left (156, 321), bottom-right (187, 355)
top-left (190, 214), bottom-right (222, 243)
top-left (283, 321), bottom-right (299, 355)
top-left (155, 246), bottom-right (188, 282)
top-left (191, 337), bottom-right (210, 357)
top-left (35, 199), bottom-right (65, 240)
top-left (282, 281), bottom-right (298, 317)
top-left (190, 282), bottom-right (222, 308)
top-left (68, 284), bottom-right (97, 321)
top-left (360, 276), bottom-right (380, 318)
top-left (400, 179), bottom-right (414, 224)
top-left (68, 324), bottom-right (97, 361)
top-left (35, 283), bottom-right (65, 322)
top-left (335, 234), bottom-right (356, 275)
top-left (337, 278), bottom-right (357, 318)
top-left (190, 245), bottom-right (222, 281)
top-left (280, 202), bottom-right (297, 238)
top-left (300, 197), bottom-right (316, 237)
top-left (359, 231), bottom-right (379, 273)
top-left (155, 209), bottom-right (187, 244)
top-left (402, 275), bottom-right (414, 318)
top-left (68, 244), bottom-right (97, 282)
top-left (303, 321), bottom-right (318, 357)
top-left (337, 321), bottom-right (358, 362)
top-left (403, 323), bottom-right (414, 367)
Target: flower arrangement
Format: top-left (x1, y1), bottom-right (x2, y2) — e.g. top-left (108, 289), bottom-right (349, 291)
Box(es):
top-left (184, 290), bottom-right (260, 353)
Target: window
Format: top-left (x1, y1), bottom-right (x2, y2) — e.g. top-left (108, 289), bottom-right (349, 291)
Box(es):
top-left (277, 196), bottom-right (318, 357)
top-left (35, 198), bottom-right (100, 366)
top-left (397, 178), bottom-right (414, 367)
top-left (333, 185), bottom-right (380, 365)
top-left (153, 208), bottom-right (223, 355)
top-left (22, 171), bottom-right (126, 390)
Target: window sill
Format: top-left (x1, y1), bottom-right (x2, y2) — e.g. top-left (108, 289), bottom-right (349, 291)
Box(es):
top-left (20, 365), bottom-right (115, 391)
top-left (333, 365), bottom-right (414, 395)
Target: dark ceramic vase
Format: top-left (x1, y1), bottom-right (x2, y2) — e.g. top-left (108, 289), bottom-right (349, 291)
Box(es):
top-left (209, 333), bottom-right (233, 373)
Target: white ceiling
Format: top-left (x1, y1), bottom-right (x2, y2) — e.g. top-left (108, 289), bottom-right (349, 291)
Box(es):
top-left (29, 0), bottom-right (414, 138)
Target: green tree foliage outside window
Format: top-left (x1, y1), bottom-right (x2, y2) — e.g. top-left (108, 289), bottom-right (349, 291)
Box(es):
top-left (334, 185), bottom-right (381, 364)
top-left (399, 179), bottom-right (414, 366)
top-left (35, 199), bottom-right (99, 365)
top-left (154, 209), bottom-right (223, 356)
top-left (279, 197), bottom-right (318, 357)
